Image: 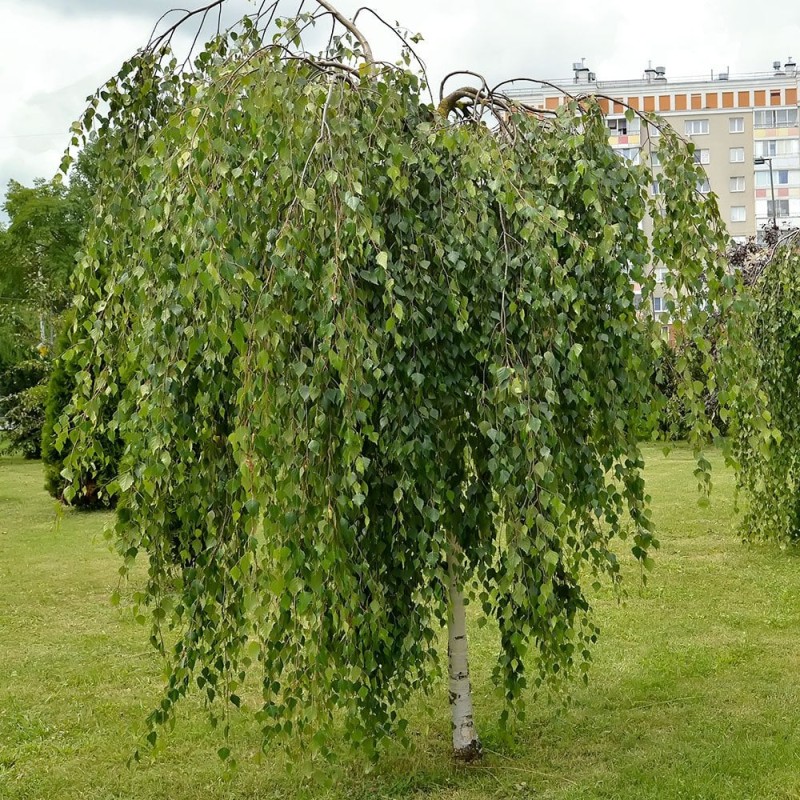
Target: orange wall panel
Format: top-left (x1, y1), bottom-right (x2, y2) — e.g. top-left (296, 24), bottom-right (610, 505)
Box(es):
top-left (675, 94), bottom-right (687, 110)
top-left (598, 97), bottom-right (610, 114)
top-left (737, 90), bottom-right (750, 107)
top-left (770, 90), bottom-right (782, 106)
top-left (705, 92), bottom-right (718, 108)
top-left (691, 93), bottom-right (702, 109)
top-left (722, 91), bottom-right (734, 108)
top-left (643, 95), bottom-right (655, 112)
top-left (613, 99), bottom-right (624, 113)
top-left (545, 96), bottom-right (559, 110)
top-left (787, 87), bottom-right (798, 105)
top-left (658, 95), bottom-right (671, 111)
top-left (754, 89), bottom-right (766, 106)
top-left (627, 96), bottom-right (640, 110)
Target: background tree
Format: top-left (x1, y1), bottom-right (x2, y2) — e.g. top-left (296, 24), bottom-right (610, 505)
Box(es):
top-left (0, 177), bottom-right (85, 346)
top-left (59, 0), bottom-right (733, 761)
top-left (726, 229), bottom-right (800, 542)
top-left (0, 143), bottom-right (104, 467)
top-left (0, 178), bottom-right (75, 456)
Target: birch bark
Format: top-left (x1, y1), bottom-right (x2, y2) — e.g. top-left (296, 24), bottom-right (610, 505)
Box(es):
top-left (447, 543), bottom-right (481, 760)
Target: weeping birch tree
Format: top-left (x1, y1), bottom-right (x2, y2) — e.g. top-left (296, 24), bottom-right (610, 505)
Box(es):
top-left (58, 0), bottom-right (732, 761)
top-left (726, 230), bottom-right (800, 543)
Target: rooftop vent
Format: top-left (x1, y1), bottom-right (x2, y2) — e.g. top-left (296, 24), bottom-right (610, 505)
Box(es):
top-left (654, 65), bottom-right (667, 82)
top-left (644, 60), bottom-right (657, 82)
top-left (572, 58), bottom-right (592, 84)
top-left (785, 57), bottom-right (797, 75)
top-left (773, 59), bottom-right (785, 76)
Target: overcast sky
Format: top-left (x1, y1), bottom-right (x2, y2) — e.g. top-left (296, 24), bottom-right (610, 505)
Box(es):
top-left (2, 0), bottom-right (799, 214)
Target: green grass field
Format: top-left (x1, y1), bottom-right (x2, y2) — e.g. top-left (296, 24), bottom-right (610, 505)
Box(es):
top-left (3, 446), bottom-right (800, 799)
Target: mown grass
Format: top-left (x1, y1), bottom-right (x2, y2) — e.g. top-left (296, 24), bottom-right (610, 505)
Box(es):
top-left (3, 446), bottom-right (800, 799)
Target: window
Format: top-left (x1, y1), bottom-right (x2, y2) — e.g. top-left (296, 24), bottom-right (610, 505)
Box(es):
top-left (730, 147), bottom-right (745, 163)
top-left (756, 170), bottom-right (800, 187)
top-left (767, 199), bottom-right (791, 218)
top-left (730, 176), bottom-right (745, 192)
top-left (607, 117), bottom-right (625, 135)
top-left (655, 268), bottom-right (668, 284)
top-left (607, 116), bottom-right (640, 136)
top-left (697, 178), bottom-right (711, 193)
top-left (754, 109), bottom-right (798, 128)
top-left (731, 235), bottom-right (747, 245)
top-left (616, 147), bottom-right (640, 165)
top-left (650, 151), bottom-right (661, 167)
top-left (729, 117), bottom-right (744, 133)
top-left (652, 180), bottom-right (661, 195)
top-left (693, 148), bottom-right (710, 164)
top-left (731, 206), bottom-right (746, 222)
top-left (661, 325), bottom-right (670, 339)
top-left (652, 296), bottom-right (664, 313)
top-left (755, 139), bottom-right (800, 157)
top-left (685, 119), bottom-right (709, 135)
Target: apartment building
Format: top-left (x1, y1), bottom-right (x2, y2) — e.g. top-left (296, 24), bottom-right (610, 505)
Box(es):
top-left (510, 60), bottom-right (799, 333)
top-left (511, 59), bottom-right (800, 240)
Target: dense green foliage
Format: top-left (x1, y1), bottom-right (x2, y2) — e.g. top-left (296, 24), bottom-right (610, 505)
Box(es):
top-left (42, 313), bottom-right (117, 505)
top-left (0, 356), bottom-right (49, 399)
top-left (731, 233), bottom-right (800, 542)
top-left (42, 321), bottom-right (74, 496)
top-left (4, 382), bottom-right (48, 458)
top-left (0, 148), bottom-right (97, 460)
top-left (0, 177), bottom-right (88, 345)
top-left (60, 2), bottom-right (733, 760)
top-left (646, 337), bottom-right (730, 442)
top-left (0, 356), bottom-right (50, 458)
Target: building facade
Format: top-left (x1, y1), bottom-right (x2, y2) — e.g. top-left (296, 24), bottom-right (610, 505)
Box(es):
top-left (511, 59), bottom-right (800, 240)
top-left (510, 60), bottom-right (799, 332)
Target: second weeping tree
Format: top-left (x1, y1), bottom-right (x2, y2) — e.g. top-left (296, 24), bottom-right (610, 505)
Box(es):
top-left (58, 0), bottom-right (734, 760)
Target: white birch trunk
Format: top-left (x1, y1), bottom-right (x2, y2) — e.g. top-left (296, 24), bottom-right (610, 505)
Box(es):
top-left (447, 543), bottom-right (481, 760)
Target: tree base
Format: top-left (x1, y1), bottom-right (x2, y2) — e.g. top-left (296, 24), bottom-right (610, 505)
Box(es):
top-left (452, 739), bottom-right (483, 763)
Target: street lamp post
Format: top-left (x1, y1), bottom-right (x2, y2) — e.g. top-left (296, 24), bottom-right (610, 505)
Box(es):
top-left (754, 155), bottom-right (776, 230)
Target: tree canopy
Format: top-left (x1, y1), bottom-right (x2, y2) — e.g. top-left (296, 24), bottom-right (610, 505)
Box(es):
top-left (58, 0), bottom-right (736, 761)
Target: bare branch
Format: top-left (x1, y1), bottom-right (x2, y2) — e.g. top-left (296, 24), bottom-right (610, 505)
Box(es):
top-left (490, 76), bottom-right (577, 102)
top-left (437, 86), bottom-right (486, 118)
top-left (439, 70), bottom-right (490, 103)
top-left (147, 0), bottom-right (227, 52)
top-left (352, 7), bottom-right (432, 105)
top-left (315, 0), bottom-right (373, 63)
top-left (147, 7), bottom-right (191, 47)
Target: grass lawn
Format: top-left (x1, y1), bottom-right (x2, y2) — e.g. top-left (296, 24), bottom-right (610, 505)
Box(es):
top-left (3, 446), bottom-right (800, 799)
